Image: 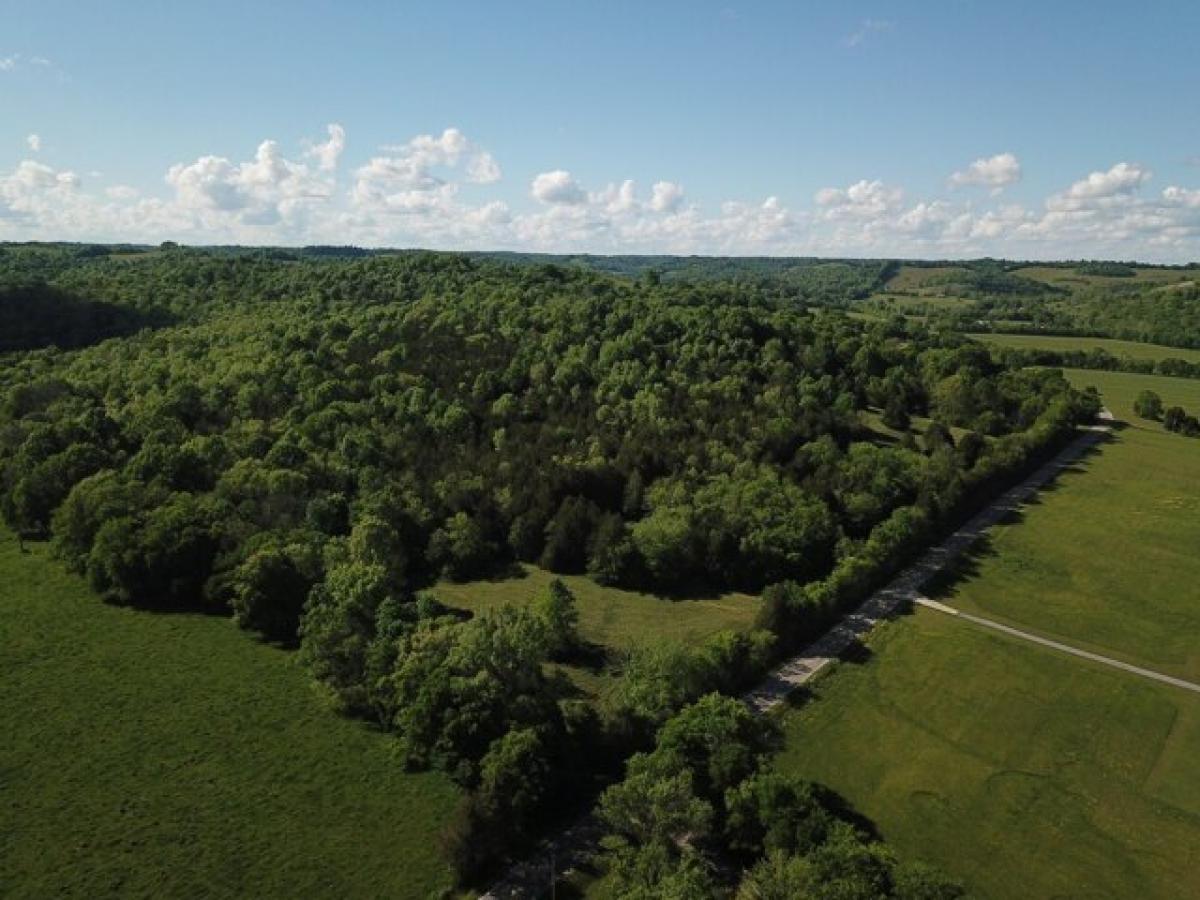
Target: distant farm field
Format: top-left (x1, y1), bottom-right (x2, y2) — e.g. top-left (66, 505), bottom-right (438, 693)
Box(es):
top-left (971, 331), bottom-right (1200, 363)
top-left (773, 610), bottom-right (1200, 900)
top-left (883, 264), bottom-right (970, 292)
top-left (0, 530), bottom-right (459, 899)
top-left (1012, 264), bottom-right (1196, 288)
top-left (1064, 367), bottom-right (1200, 418)
top-left (858, 293), bottom-right (974, 321)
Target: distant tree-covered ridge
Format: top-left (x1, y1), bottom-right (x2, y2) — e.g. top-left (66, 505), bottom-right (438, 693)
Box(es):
top-left (897, 258), bottom-right (1200, 350)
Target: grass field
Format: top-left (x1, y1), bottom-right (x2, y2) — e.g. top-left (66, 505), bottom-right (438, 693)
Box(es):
top-left (773, 610), bottom-right (1200, 900)
top-left (970, 331), bottom-right (1200, 363)
top-left (772, 366), bottom-right (1200, 898)
top-left (1012, 264), bottom-right (1195, 288)
top-left (883, 264), bottom-right (970, 293)
top-left (435, 565), bottom-right (758, 653)
top-left (0, 529), bottom-right (459, 899)
top-left (1065, 367), bottom-right (1200, 417)
top-left (436, 566), bottom-right (759, 700)
top-left (856, 293), bottom-right (973, 324)
top-left (925, 369), bottom-right (1200, 679)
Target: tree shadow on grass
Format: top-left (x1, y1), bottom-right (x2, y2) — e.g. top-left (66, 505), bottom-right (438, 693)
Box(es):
top-left (837, 637), bottom-right (874, 667)
top-left (914, 430), bottom-right (1114, 610)
top-left (816, 784), bottom-right (884, 843)
top-left (104, 590), bottom-right (229, 618)
top-left (918, 533), bottom-right (997, 604)
top-left (467, 559), bottom-right (532, 583)
top-left (562, 639), bottom-right (610, 674)
top-left (650, 578), bottom-right (740, 603)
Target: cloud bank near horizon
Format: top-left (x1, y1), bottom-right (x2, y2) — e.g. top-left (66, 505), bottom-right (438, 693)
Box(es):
top-left (3, 125), bottom-right (1200, 262)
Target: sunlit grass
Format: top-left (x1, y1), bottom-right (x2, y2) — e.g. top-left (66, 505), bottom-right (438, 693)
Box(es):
top-left (0, 528), bottom-right (459, 899)
top-left (773, 610), bottom-right (1200, 900)
top-left (772, 366), bottom-right (1200, 899)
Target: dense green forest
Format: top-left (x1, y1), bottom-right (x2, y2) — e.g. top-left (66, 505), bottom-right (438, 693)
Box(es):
top-left (1, 243), bottom-right (1101, 889)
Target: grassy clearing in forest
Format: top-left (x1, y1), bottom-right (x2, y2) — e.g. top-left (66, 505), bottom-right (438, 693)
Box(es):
top-left (0, 529), bottom-right (459, 900)
top-left (436, 565), bottom-right (758, 653)
top-left (436, 566), bottom-right (760, 699)
top-left (882, 264), bottom-right (971, 292)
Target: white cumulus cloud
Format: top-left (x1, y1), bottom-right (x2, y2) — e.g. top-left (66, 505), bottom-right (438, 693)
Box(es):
top-left (306, 123), bottom-right (345, 172)
top-left (26, 133), bottom-right (41, 152)
top-left (950, 152), bottom-right (1021, 190)
top-left (815, 179), bottom-right (903, 219)
top-left (531, 170), bottom-right (587, 205)
top-left (650, 181), bottom-right (685, 213)
top-left (1063, 162), bottom-right (1151, 201)
top-left (161, 126), bottom-right (342, 235)
top-left (5, 129), bottom-right (1200, 261)
top-left (1163, 185), bottom-right (1200, 208)
top-left (351, 127), bottom-right (500, 218)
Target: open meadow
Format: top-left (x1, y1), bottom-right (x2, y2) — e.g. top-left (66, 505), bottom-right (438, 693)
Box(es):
top-left (1012, 264), bottom-right (1196, 289)
top-left (435, 565), bottom-right (758, 653)
top-left (882, 264), bottom-right (971, 293)
top-left (0, 529), bottom-right (459, 900)
top-left (436, 566), bottom-right (759, 698)
top-left (772, 609), bottom-right (1200, 900)
top-left (771, 366), bottom-right (1200, 899)
top-left (920, 369), bottom-right (1200, 679)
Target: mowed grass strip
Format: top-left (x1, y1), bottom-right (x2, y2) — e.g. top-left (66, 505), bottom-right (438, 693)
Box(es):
top-left (970, 331), bottom-right (1200, 363)
top-left (773, 610), bottom-right (1200, 900)
top-left (0, 530), bottom-right (459, 900)
top-left (435, 565), bottom-right (759, 654)
top-left (925, 369), bottom-right (1200, 680)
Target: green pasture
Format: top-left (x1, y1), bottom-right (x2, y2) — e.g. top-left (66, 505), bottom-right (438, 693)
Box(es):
top-left (773, 610), bottom-right (1200, 900)
top-left (883, 264), bottom-right (970, 293)
top-left (1013, 263), bottom-right (1195, 288)
top-left (0, 529), bottom-right (459, 899)
top-left (923, 369), bottom-right (1200, 679)
top-left (773, 365), bottom-right (1200, 899)
top-left (436, 566), bottom-right (759, 700)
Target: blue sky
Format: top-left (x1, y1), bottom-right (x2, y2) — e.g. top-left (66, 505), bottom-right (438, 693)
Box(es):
top-left (3, 0), bottom-right (1200, 260)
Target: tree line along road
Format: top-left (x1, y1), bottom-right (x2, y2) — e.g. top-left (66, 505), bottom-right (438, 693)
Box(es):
top-left (482, 414), bottom-right (1127, 899)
